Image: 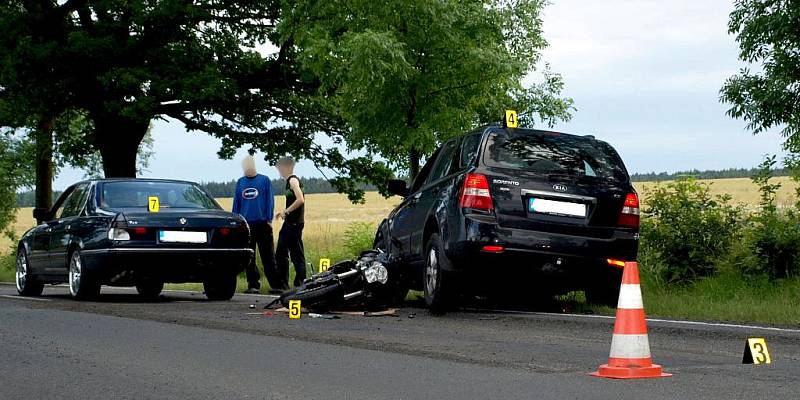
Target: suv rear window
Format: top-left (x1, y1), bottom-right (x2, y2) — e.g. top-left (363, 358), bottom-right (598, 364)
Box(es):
top-left (483, 131), bottom-right (628, 183)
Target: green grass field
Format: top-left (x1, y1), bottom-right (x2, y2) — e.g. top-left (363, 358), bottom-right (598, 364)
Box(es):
top-left (1, 177), bottom-right (799, 325)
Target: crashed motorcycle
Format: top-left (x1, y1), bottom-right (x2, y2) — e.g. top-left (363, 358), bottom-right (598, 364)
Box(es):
top-left (272, 250), bottom-right (403, 311)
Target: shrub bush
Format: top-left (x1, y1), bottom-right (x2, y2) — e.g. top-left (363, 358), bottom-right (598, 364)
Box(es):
top-left (640, 178), bottom-right (742, 284)
top-left (741, 156), bottom-right (800, 279)
top-left (343, 222), bottom-right (376, 257)
top-left (0, 249), bottom-right (16, 283)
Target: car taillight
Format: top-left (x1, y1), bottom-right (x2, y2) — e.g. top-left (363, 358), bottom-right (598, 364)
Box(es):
top-left (459, 173), bottom-right (494, 211)
top-left (481, 245), bottom-right (505, 253)
top-left (108, 228), bottom-right (131, 241)
top-left (219, 228), bottom-right (231, 236)
top-left (617, 193), bottom-right (640, 228)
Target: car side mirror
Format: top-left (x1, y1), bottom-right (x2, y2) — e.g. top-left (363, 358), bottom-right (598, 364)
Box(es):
top-left (33, 207), bottom-right (49, 223)
top-left (387, 180), bottom-right (409, 198)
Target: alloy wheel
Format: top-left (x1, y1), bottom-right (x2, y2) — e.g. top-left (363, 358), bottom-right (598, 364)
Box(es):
top-left (426, 248), bottom-right (439, 295)
top-left (69, 252), bottom-right (82, 297)
top-left (15, 250), bottom-right (27, 292)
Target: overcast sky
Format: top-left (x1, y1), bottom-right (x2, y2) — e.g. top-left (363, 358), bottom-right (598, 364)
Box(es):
top-left (53, 0), bottom-right (787, 190)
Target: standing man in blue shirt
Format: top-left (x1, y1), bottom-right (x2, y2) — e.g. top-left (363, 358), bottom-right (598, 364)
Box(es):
top-left (233, 156), bottom-right (284, 293)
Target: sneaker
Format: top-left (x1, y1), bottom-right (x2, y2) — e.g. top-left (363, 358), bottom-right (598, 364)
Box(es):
top-left (244, 288), bottom-right (260, 294)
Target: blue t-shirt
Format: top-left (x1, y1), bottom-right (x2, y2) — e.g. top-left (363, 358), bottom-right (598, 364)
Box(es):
top-left (232, 174), bottom-right (274, 224)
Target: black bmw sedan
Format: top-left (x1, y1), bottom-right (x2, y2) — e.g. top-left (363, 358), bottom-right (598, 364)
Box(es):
top-left (15, 179), bottom-right (252, 301)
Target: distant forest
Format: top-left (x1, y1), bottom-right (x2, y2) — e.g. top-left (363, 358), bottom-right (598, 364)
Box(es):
top-left (15, 168), bottom-right (789, 207)
top-left (629, 167), bottom-right (790, 182)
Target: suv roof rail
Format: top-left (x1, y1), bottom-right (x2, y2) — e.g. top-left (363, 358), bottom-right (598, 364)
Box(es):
top-left (584, 134), bottom-right (596, 139)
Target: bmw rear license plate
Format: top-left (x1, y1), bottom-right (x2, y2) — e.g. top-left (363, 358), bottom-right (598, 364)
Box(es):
top-left (158, 230), bottom-right (207, 244)
top-left (529, 198), bottom-right (587, 218)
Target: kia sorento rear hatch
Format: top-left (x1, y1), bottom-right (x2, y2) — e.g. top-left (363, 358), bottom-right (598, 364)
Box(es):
top-left (481, 129), bottom-right (638, 238)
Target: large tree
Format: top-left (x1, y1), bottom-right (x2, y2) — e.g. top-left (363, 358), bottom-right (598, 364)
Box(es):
top-left (721, 0), bottom-right (800, 153)
top-left (0, 0), bottom-right (391, 201)
top-left (0, 133), bottom-right (34, 239)
top-left (283, 0), bottom-right (573, 179)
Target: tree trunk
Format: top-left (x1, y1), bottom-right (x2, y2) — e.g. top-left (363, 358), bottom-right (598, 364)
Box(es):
top-left (406, 86), bottom-right (419, 181)
top-left (408, 147), bottom-right (420, 181)
top-left (34, 118), bottom-right (54, 210)
top-left (92, 113), bottom-right (149, 178)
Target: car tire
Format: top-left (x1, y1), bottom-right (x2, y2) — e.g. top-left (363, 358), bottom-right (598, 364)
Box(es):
top-left (16, 247), bottom-right (44, 296)
top-left (585, 267), bottom-right (623, 307)
top-left (374, 231), bottom-right (409, 305)
top-left (135, 280), bottom-right (164, 299)
top-left (68, 249), bottom-right (101, 300)
top-left (204, 273), bottom-right (237, 301)
top-left (424, 233), bottom-right (457, 315)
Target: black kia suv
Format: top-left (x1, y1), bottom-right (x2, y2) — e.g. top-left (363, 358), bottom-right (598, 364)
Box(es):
top-left (375, 125), bottom-right (639, 314)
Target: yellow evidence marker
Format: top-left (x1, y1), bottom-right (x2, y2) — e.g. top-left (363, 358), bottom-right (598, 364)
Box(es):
top-left (319, 258), bottom-right (331, 273)
top-left (505, 109), bottom-right (519, 128)
top-left (288, 300), bottom-right (302, 319)
top-left (743, 338), bottom-right (772, 364)
top-left (148, 196), bottom-right (160, 213)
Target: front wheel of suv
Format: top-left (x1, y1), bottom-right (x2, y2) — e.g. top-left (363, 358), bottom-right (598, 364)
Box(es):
top-left (424, 233), bottom-right (457, 315)
top-left (374, 231), bottom-right (410, 305)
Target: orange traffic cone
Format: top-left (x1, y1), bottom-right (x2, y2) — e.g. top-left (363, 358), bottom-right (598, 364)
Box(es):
top-left (591, 261), bottom-right (671, 379)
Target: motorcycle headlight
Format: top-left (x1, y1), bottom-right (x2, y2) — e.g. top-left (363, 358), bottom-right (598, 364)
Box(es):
top-left (364, 263), bottom-right (389, 284)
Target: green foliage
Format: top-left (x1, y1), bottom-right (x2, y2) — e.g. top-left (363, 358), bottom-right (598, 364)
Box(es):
top-left (721, 0), bottom-right (800, 153)
top-left (740, 155), bottom-right (800, 279)
top-left (343, 222), bottom-right (377, 256)
top-left (745, 211), bottom-right (800, 279)
top-left (0, 0), bottom-right (391, 200)
top-left (640, 178), bottom-right (742, 284)
top-left (0, 135), bottom-right (34, 239)
top-left (285, 0), bottom-right (573, 176)
top-left (0, 251), bottom-right (15, 283)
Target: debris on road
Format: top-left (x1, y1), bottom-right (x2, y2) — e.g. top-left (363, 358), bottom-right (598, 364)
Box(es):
top-left (331, 309), bottom-right (398, 318)
top-left (309, 313), bottom-right (340, 320)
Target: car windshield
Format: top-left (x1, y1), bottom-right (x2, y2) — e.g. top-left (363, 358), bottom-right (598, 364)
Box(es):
top-left (483, 131), bottom-right (628, 183)
top-left (98, 181), bottom-right (220, 211)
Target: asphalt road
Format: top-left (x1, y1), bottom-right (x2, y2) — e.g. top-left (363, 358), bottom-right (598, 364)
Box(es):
top-left (0, 283), bottom-right (798, 400)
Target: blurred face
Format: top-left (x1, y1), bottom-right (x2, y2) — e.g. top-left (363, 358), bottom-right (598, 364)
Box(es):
top-left (276, 164), bottom-right (290, 178)
top-left (242, 157), bottom-right (257, 177)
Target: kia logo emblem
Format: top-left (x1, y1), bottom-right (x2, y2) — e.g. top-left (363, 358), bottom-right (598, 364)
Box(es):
top-left (553, 184), bottom-right (568, 193)
top-left (179, 218), bottom-right (187, 225)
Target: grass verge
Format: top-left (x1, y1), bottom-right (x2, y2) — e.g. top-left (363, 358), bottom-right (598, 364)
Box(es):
top-left (557, 270), bottom-right (800, 326)
top-left (637, 272), bottom-right (800, 326)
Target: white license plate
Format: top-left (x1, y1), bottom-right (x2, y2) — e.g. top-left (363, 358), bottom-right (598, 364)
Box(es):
top-left (158, 230), bottom-right (207, 244)
top-left (529, 198), bottom-right (587, 217)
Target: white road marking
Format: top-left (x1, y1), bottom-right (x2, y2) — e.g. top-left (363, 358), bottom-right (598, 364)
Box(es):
top-left (0, 294), bottom-right (52, 302)
top-left (472, 308), bottom-right (800, 334)
top-left (2, 283), bottom-right (796, 333)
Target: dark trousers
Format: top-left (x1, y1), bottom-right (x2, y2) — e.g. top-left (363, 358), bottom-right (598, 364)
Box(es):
top-left (246, 222), bottom-right (281, 290)
top-left (276, 222), bottom-right (307, 287)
